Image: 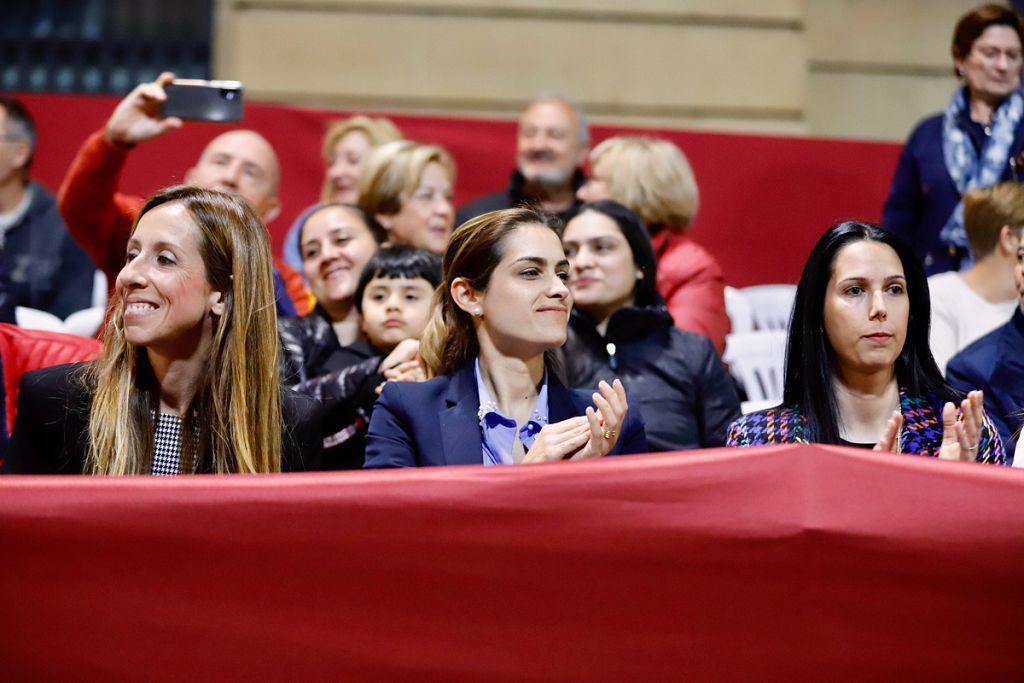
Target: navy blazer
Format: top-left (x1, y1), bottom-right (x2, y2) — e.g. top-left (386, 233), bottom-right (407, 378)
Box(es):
top-left (946, 307), bottom-right (1024, 459)
top-left (364, 362), bottom-right (648, 468)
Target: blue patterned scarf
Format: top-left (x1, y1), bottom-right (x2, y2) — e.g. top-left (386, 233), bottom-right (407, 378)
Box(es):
top-left (940, 86), bottom-right (1024, 264)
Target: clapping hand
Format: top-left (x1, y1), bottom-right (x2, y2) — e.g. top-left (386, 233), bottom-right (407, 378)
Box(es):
top-left (873, 390), bottom-right (987, 461)
top-left (873, 410), bottom-right (903, 452)
top-left (937, 390), bottom-right (986, 462)
top-left (523, 379), bottom-right (628, 463)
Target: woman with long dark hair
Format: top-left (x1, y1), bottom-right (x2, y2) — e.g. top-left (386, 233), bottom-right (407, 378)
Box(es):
top-left (364, 206), bottom-right (647, 468)
top-left (559, 200), bottom-right (739, 450)
top-left (727, 221), bottom-right (1004, 463)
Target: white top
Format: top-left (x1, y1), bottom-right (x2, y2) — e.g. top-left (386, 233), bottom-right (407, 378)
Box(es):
top-left (1014, 434), bottom-right (1023, 469)
top-left (927, 272), bottom-right (1017, 375)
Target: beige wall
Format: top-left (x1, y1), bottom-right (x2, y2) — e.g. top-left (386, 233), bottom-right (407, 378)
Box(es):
top-left (214, 0), bottom-right (990, 140)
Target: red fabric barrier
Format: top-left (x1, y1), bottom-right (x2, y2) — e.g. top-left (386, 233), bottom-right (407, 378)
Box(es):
top-left (17, 93), bottom-right (902, 287)
top-left (1, 445), bottom-right (1022, 681)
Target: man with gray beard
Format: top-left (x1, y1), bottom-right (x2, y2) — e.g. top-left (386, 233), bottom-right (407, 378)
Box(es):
top-left (456, 98), bottom-right (589, 226)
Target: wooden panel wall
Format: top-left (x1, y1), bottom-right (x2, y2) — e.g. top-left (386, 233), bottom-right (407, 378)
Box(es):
top-left (215, 0), bottom-right (990, 140)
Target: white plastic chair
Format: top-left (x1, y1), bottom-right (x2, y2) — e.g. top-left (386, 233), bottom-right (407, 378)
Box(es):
top-left (739, 284), bottom-right (796, 331)
top-left (64, 306), bottom-right (105, 337)
top-left (723, 330), bottom-right (788, 412)
top-left (15, 306), bottom-right (67, 333)
top-left (723, 286), bottom-right (754, 334)
top-left (92, 270), bottom-right (108, 309)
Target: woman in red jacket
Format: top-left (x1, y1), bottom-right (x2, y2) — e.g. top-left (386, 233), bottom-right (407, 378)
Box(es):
top-left (577, 136), bottom-right (729, 356)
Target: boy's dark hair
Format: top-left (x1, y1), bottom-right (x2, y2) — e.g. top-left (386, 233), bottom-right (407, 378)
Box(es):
top-left (354, 244), bottom-right (442, 314)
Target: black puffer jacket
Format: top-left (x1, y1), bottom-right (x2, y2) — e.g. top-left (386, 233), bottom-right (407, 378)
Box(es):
top-left (278, 308), bottom-right (385, 469)
top-left (560, 305), bottom-right (740, 451)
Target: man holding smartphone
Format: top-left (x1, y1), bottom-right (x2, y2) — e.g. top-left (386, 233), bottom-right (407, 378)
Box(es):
top-left (57, 72), bottom-right (309, 318)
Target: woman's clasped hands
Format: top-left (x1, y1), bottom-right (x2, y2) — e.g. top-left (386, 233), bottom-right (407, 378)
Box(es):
top-left (873, 390), bottom-right (987, 461)
top-left (523, 379), bottom-right (628, 464)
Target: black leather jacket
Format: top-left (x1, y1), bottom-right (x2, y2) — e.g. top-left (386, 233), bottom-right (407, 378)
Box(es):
top-left (278, 307), bottom-right (386, 469)
top-left (559, 305), bottom-right (740, 451)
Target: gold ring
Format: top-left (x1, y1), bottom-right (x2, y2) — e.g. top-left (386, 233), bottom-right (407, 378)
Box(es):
top-left (601, 428), bottom-right (617, 440)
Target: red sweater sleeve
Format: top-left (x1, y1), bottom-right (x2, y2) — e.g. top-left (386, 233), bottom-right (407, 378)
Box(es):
top-left (274, 257), bottom-right (312, 316)
top-left (653, 232), bottom-right (730, 357)
top-left (57, 130), bottom-right (143, 295)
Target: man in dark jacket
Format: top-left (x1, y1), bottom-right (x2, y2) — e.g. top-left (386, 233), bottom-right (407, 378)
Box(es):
top-left (0, 97), bottom-right (95, 319)
top-left (456, 97), bottom-right (589, 226)
top-left (946, 243), bottom-right (1024, 459)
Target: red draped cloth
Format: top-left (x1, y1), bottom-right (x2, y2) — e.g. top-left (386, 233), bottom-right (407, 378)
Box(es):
top-left (1, 445), bottom-right (1022, 680)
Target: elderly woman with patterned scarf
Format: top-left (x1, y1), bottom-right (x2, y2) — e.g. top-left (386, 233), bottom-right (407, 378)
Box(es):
top-left (883, 4), bottom-right (1024, 276)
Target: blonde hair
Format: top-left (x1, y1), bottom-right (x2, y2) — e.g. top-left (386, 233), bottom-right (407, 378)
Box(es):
top-left (356, 140), bottom-right (456, 239)
top-left (963, 182), bottom-right (1024, 259)
top-left (320, 115), bottom-right (403, 203)
top-left (589, 136), bottom-right (699, 232)
top-left (420, 207), bottom-right (555, 376)
top-left (85, 185), bottom-right (283, 475)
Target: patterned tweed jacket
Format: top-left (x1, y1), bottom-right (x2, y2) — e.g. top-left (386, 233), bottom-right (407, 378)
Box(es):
top-left (726, 387), bottom-right (1005, 464)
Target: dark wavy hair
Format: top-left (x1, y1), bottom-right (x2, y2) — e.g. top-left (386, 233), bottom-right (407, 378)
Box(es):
top-left (784, 221), bottom-right (958, 443)
top-left (354, 244), bottom-right (442, 314)
top-left (565, 199), bottom-right (660, 309)
top-left (951, 4), bottom-right (1024, 76)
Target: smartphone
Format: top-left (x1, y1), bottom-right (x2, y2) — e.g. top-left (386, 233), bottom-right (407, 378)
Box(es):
top-left (161, 79), bottom-right (244, 122)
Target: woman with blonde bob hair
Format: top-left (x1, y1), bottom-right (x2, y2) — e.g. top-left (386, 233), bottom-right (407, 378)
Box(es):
top-left (578, 135), bottom-right (729, 356)
top-left (283, 114), bottom-right (402, 271)
top-left (357, 139), bottom-right (456, 255)
top-left (364, 206), bottom-right (646, 468)
top-left (6, 185), bottom-right (323, 474)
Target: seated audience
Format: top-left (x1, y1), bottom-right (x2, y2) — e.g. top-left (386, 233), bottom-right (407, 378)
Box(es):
top-left (57, 71), bottom-right (308, 318)
top-left (364, 207), bottom-right (647, 468)
top-left (929, 182), bottom-right (1022, 373)
top-left (282, 115), bottom-right (402, 272)
top-left (356, 140), bottom-right (455, 255)
top-left (0, 97), bottom-right (94, 319)
top-left (456, 97), bottom-right (588, 225)
top-left (946, 236), bottom-right (1024, 459)
top-left (727, 221), bottom-right (1004, 464)
top-left (577, 136), bottom-right (729, 356)
top-left (559, 200), bottom-right (740, 450)
top-left (279, 203), bottom-right (379, 380)
top-left (4, 186), bottom-right (322, 474)
top-left (295, 245), bottom-right (439, 469)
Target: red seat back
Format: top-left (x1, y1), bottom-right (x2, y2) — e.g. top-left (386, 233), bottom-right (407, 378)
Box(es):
top-left (0, 323), bottom-right (102, 435)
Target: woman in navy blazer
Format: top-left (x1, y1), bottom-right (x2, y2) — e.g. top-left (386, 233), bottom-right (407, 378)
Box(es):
top-left (364, 206), bottom-right (646, 468)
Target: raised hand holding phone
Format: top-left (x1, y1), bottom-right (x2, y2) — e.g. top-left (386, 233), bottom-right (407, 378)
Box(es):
top-left (105, 71), bottom-right (183, 147)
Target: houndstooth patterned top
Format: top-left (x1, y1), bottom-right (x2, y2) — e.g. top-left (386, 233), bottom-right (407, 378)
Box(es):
top-left (726, 387), bottom-right (1005, 464)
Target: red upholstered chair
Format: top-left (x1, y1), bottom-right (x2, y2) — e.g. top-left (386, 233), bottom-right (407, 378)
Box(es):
top-left (0, 323), bottom-right (101, 438)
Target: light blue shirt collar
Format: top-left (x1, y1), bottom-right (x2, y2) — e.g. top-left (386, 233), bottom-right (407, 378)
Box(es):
top-left (475, 358), bottom-right (549, 466)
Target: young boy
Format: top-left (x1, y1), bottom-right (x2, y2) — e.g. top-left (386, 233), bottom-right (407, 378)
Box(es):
top-left (316, 244), bottom-right (441, 469)
top-left (354, 244), bottom-right (440, 357)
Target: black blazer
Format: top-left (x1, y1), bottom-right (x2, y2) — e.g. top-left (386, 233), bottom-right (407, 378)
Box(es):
top-left (364, 361), bottom-right (648, 468)
top-left (2, 362), bottom-right (323, 474)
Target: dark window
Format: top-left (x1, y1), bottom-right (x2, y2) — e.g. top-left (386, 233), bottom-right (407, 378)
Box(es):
top-left (1, 0), bottom-right (213, 94)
